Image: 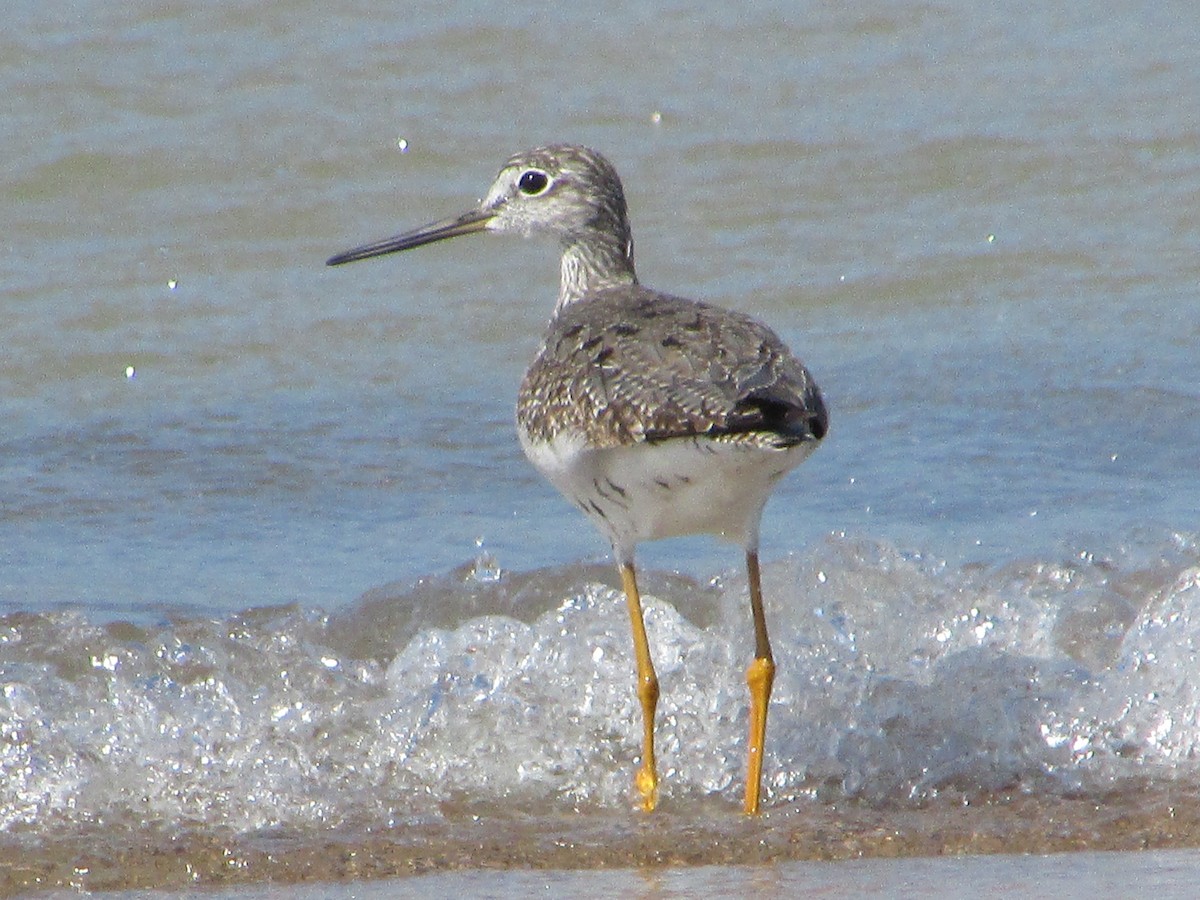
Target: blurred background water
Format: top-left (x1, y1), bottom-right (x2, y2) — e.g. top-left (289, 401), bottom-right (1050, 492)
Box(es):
top-left (2, 0), bottom-right (1199, 893)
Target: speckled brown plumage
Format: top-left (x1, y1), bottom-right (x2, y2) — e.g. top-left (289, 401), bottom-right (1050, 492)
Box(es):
top-left (518, 287), bottom-right (827, 450)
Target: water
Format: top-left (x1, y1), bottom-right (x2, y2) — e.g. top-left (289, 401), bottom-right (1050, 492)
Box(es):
top-left (60, 849), bottom-right (1200, 900)
top-left (3, 0), bottom-right (1200, 893)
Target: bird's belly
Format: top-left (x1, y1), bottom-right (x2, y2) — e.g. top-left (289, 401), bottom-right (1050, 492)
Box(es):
top-left (520, 430), bottom-right (815, 550)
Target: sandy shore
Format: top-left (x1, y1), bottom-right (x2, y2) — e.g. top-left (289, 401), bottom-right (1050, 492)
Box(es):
top-left (5, 785), bottom-right (1199, 895)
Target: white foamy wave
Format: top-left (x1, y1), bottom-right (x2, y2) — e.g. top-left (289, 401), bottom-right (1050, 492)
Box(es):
top-left (1, 533), bottom-right (1199, 835)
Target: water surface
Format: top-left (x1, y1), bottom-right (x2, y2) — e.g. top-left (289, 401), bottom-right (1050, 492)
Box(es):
top-left (2, 0), bottom-right (1199, 893)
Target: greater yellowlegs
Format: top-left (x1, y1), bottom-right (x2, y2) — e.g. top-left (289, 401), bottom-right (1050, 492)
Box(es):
top-left (328, 145), bottom-right (828, 814)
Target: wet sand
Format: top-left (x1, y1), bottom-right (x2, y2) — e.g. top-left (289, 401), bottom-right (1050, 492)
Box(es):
top-left (5, 784), bottom-right (1198, 895)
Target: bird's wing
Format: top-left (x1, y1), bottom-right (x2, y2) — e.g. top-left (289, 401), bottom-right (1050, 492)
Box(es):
top-left (518, 288), bottom-right (827, 449)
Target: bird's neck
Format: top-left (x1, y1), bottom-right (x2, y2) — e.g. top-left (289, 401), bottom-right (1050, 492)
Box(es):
top-left (557, 231), bottom-right (638, 311)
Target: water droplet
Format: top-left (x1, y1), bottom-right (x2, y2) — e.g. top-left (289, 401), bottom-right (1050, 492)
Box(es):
top-left (470, 537), bottom-right (502, 583)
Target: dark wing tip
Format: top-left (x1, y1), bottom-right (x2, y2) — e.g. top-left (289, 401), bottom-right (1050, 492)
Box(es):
top-left (724, 384), bottom-right (828, 445)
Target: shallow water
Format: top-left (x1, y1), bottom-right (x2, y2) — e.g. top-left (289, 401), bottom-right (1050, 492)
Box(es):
top-left (3, 0), bottom-right (1200, 894)
top-left (52, 849), bottom-right (1200, 900)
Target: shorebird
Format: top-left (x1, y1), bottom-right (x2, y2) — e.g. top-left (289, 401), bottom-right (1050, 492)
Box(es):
top-left (328, 145), bottom-right (827, 814)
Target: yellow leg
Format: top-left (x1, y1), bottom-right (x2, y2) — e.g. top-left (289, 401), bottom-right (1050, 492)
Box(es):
top-left (620, 561), bottom-right (659, 812)
top-left (744, 550), bottom-right (775, 815)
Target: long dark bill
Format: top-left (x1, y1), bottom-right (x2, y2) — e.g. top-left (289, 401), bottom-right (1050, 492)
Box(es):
top-left (326, 206), bottom-right (495, 266)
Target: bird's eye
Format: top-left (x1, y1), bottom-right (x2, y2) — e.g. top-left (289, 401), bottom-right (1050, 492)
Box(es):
top-left (518, 170), bottom-right (550, 195)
